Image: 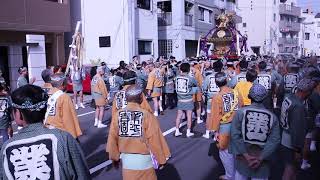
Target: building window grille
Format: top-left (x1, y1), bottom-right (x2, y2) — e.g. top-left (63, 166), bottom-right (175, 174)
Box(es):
top-left (158, 40), bottom-right (173, 58)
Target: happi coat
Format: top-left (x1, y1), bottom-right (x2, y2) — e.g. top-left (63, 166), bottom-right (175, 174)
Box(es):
top-left (45, 87), bottom-right (82, 138)
top-left (229, 103), bottom-right (280, 178)
top-left (146, 68), bottom-right (164, 97)
top-left (91, 74), bottom-right (108, 106)
top-left (107, 103), bottom-right (171, 180)
top-left (0, 123), bottom-right (91, 180)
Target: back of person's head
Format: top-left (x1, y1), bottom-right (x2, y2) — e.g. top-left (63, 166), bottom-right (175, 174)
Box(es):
top-left (258, 61), bottom-right (267, 70)
top-left (125, 84), bottom-right (143, 104)
top-left (215, 72), bottom-right (227, 87)
top-left (18, 67), bottom-right (27, 74)
top-left (180, 63), bottom-right (190, 73)
top-left (239, 60), bottom-right (248, 70)
top-left (41, 69), bottom-right (52, 83)
top-left (212, 61), bottom-right (223, 72)
top-left (246, 69), bottom-right (258, 82)
top-left (120, 61), bottom-right (126, 68)
top-left (141, 61), bottom-right (147, 67)
top-left (11, 85), bottom-right (48, 124)
top-left (50, 73), bottom-right (67, 88)
top-left (123, 71), bottom-right (137, 85)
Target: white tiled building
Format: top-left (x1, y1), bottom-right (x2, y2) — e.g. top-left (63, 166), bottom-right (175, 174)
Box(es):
top-left (69, 0), bottom-right (159, 66)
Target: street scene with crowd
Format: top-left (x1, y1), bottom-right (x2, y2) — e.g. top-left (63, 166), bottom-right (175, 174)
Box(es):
top-left (0, 1), bottom-right (320, 180)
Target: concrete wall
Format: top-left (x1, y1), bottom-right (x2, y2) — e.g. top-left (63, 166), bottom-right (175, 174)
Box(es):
top-left (81, 0), bottom-right (158, 67)
top-left (0, 0), bottom-right (70, 32)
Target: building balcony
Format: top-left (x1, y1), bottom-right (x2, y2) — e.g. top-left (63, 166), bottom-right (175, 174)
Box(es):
top-left (279, 20), bottom-right (300, 32)
top-left (0, 0), bottom-right (70, 32)
top-left (279, 4), bottom-right (301, 17)
top-left (158, 12), bottom-right (172, 26)
top-left (278, 37), bottom-right (299, 45)
top-left (185, 14), bottom-right (193, 27)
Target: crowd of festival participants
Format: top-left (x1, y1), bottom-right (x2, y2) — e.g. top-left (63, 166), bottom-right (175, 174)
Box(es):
top-left (0, 54), bottom-right (319, 180)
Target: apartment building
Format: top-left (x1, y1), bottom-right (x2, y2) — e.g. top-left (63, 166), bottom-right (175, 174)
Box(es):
top-left (69, 0), bottom-right (159, 67)
top-left (157, 0), bottom-right (241, 60)
top-left (300, 11), bottom-right (320, 56)
top-left (0, 0), bottom-right (70, 89)
top-left (238, 0), bottom-right (280, 56)
top-left (278, 0), bottom-right (302, 56)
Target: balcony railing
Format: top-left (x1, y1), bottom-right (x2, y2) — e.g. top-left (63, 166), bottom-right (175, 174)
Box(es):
top-left (278, 37), bottom-right (299, 45)
top-left (158, 12), bottom-right (172, 26)
top-left (279, 20), bottom-right (300, 32)
top-left (185, 14), bottom-right (193, 27)
top-left (279, 4), bottom-right (301, 17)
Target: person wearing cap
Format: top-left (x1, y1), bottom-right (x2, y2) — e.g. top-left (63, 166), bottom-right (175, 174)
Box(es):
top-left (146, 63), bottom-right (164, 117)
top-left (256, 61), bottom-right (276, 110)
top-left (107, 84), bottom-right (170, 180)
top-left (229, 84), bottom-right (280, 180)
top-left (234, 69), bottom-right (258, 106)
top-left (174, 63), bottom-right (198, 137)
top-left (41, 68), bottom-right (53, 94)
top-left (280, 78), bottom-right (317, 180)
top-left (202, 60), bottom-right (223, 139)
top-left (111, 70), bottom-right (153, 116)
top-left (45, 73), bottom-right (82, 138)
top-left (0, 85), bottom-right (91, 180)
top-left (229, 60), bottom-right (248, 89)
top-left (91, 66), bottom-right (108, 128)
top-left (209, 72), bottom-right (243, 180)
top-left (17, 67), bottom-right (36, 88)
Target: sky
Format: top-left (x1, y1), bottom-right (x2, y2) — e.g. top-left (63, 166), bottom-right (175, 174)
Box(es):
top-left (298, 0), bottom-right (320, 13)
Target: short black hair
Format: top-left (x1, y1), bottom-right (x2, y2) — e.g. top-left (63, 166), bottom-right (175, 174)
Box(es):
top-left (180, 63), bottom-right (190, 73)
top-left (41, 69), bottom-right (52, 83)
top-left (212, 61), bottom-right (223, 72)
top-left (11, 85), bottom-right (48, 124)
top-left (215, 72), bottom-right (227, 87)
top-left (258, 61), bottom-right (267, 70)
top-left (246, 69), bottom-right (258, 82)
top-left (239, 60), bottom-right (248, 70)
top-left (123, 71), bottom-right (137, 85)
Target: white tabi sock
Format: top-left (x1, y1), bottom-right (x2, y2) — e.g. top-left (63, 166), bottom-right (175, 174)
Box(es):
top-left (159, 106), bottom-right (163, 112)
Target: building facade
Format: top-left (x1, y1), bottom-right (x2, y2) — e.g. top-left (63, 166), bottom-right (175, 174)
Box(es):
top-left (0, 0), bottom-right (70, 90)
top-left (238, 0), bottom-right (280, 56)
top-left (278, 0), bottom-right (302, 56)
top-left (300, 11), bottom-right (320, 56)
top-left (157, 0), bottom-right (240, 61)
top-left (69, 0), bottom-right (159, 67)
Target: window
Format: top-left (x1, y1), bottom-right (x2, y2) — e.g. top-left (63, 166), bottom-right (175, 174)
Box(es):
top-left (158, 40), bottom-right (173, 58)
top-left (198, 7), bottom-right (204, 21)
top-left (209, 10), bottom-right (213, 23)
top-left (305, 33), bottom-right (310, 40)
top-left (273, 13), bottom-right (276, 22)
top-left (318, 22), bottom-right (320, 27)
top-left (138, 40), bottom-right (152, 55)
top-left (243, 23), bottom-right (247, 27)
top-left (318, 34), bottom-right (320, 38)
top-left (137, 0), bottom-right (150, 10)
top-left (99, 36), bottom-right (111, 47)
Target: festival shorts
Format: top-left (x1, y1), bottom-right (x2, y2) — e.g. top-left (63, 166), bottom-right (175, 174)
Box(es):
top-left (177, 99), bottom-right (194, 110)
top-left (151, 87), bottom-right (162, 97)
top-left (92, 92), bottom-right (106, 106)
top-left (72, 80), bottom-right (83, 92)
top-left (206, 99), bottom-right (212, 113)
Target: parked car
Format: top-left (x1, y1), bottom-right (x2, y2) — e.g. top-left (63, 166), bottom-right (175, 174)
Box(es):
top-left (66, 65), bottom-right (97, 94)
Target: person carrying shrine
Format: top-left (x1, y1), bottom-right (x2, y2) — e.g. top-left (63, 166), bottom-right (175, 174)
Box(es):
top-left (0, 85), bottom-right (91, 180)
top-left (210, 71), bottom-right (243, 180)
top-left (229, 83), bottom-right (280, 180)
top-left (107, 84), bottom-right (170, 180)
top-left (44, 73), bottom-right (82, 139)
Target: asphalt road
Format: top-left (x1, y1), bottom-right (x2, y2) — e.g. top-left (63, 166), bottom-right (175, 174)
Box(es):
top-left (73, 101), bottom-right (320, 180)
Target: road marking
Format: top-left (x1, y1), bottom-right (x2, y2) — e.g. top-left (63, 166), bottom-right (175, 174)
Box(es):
top-left (89, 120), bottom-right (189, 174)
top-left (78, 111), bottom-right (95, 117)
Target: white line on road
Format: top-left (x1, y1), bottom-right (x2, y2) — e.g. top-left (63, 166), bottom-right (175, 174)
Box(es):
top-left (89, 120), bottom-right (189, 174)
top-left (77, 111), bottom-right (95, 117)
